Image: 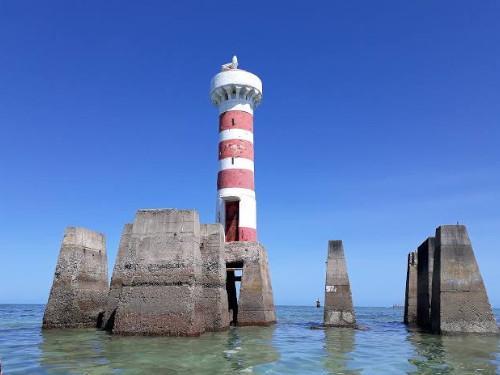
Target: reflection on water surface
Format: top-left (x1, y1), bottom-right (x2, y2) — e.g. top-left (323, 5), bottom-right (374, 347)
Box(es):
top-left (0, 305), bottom-right (498, 374)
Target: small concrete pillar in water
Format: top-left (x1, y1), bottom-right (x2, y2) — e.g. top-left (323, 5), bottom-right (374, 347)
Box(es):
top-left (43, 227), bottom-right (108, 328)
top-left (431, 225), bottom-right (498, 334)
top-left (404, 250), bottom-right (418, 325)
top-left (324, 240), bottom-right (356, 327)
top-left (417, 237), bottom-right (435, 329)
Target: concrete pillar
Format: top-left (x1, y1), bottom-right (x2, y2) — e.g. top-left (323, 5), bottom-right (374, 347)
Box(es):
top-left (431, 225), bottom-right (498, 334)
top-left (225, 241), bottom-right (276, 325)
top-left (43, 227), bottom-right (108, 328)
top-left (199, 224), bottom-right (230, 331)
top-left (100, 223), bottom-right (133, 330)
top-left (417, 237), bottom-right (435, 330)
top-left (112, 209), bottom-right (206, 336)
top-left (404, 251), bottom-right (418, 325)
top-left (324, 240), bottom-right (356, 327)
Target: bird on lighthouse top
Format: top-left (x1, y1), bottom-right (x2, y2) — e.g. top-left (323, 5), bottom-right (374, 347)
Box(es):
top-left (210, 56), bottom-right (262, 110)
top-left (221, 55), bottom-right (239, 71)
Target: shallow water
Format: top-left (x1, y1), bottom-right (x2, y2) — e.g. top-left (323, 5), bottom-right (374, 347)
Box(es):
top-left (0, 305), bottom-right (499, 374)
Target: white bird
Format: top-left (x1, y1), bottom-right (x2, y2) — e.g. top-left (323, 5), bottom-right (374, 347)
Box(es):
top-left (221, 55), bottom-right (238, 71)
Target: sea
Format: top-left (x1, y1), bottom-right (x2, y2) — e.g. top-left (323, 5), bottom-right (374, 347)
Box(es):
top-left (0, 305), bottom-right (499, 374)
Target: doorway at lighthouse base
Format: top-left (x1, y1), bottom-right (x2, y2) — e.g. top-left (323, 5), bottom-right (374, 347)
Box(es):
top-left (226, 261), bottom-right (243, 325)
top-left (224, 242), bottom-right (277, 326)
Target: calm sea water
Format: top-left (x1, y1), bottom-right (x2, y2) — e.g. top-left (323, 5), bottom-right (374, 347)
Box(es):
top-left (0, 305), bottom-right (499, 374)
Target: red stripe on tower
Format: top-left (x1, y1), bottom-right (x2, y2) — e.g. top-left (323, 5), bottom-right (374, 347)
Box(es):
top-left (219, 111), bottom-right (253, 132)
top-left (217, 169), bottom-right (255, 190)
top-left (218, 139), bottom-right (254, 160)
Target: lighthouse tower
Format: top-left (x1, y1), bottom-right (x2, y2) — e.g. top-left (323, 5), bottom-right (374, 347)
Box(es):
top-left (210, 56), bottom-right (262, 242)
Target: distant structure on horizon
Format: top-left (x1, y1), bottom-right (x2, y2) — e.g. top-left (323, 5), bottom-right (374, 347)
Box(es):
top-left (211, 56), bottom-right (262, 242)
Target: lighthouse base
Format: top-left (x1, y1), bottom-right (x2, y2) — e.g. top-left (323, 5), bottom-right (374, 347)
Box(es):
top-left (225, 241), bottom-right (276, 326)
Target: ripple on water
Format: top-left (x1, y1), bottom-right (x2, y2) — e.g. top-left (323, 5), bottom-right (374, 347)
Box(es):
top-left (0, 305), bottom-right (498, 374)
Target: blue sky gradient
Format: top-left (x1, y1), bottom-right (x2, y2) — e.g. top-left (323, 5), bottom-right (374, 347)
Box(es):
top-left (1, 0), bottom-right (499, 306)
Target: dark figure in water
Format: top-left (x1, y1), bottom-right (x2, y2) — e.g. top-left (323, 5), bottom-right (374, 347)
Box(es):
top-left (316, 299), bottom-right (321, 308)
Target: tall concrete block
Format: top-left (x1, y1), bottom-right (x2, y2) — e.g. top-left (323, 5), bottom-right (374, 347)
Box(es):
top-left (324, 240), bottom-right (356, 327)
top-left (225, 242), bottom-right (276, 326)
top-left (431, 225), bottom-right (498, 334)
top-left (404, 251), bottom-right (418, 325)
top-left (112, 209), bottom-right (206, 336)
top-left (100, 223), bottom-right (133, 330)
top-left (417, 237), bottom-right (435, 330)
top-left (199, 224), bottom-right (230, 331)
top-left (43, 227), bottom-right (108, 328)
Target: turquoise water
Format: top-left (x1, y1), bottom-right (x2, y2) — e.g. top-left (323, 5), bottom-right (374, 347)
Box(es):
top-left (0, 305), bottom-right (499, 374)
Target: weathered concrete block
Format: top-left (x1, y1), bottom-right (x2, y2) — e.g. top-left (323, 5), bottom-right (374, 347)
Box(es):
top-left (43, 227), bottom-right (108, 328)
top-left (404, 251), bottom-right (418, 325)
top-left (417, 237), bottom-right (435, 330)
top-left (323, 240), bottom-right (356, 327)
top-left (111, 209), bottom-right (206, 336)
top-left (199, 224), bottom-right (230, 331)
top-left (100, 223), bottom-right (133, 330)
top-left (431, 225), bottom-right (498, 334)
top-left (225, 242), bottom-right (276, 326)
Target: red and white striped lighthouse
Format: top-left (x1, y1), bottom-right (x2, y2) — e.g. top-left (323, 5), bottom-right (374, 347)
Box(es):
top-left (210, 56), bottom-right (262, 242)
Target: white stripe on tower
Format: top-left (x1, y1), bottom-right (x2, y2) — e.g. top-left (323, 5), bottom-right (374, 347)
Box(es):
top-left (219, 129), bottom-right (254, 143)
top-left (219, 157), bottom-right (254, 172)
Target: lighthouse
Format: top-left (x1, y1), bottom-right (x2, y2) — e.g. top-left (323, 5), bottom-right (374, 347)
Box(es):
top-left (210, 56), bottom-right (262, 242)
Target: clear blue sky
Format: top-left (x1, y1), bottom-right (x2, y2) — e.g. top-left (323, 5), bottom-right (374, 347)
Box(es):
top-left (1, 1), bottom-right (499, 306)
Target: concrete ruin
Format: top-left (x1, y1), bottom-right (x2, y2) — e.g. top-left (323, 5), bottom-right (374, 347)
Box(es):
top-left (404, 225), bottom-right (498, 335)
top-left (323, 240), bottom-right (356, 327)
top-left (106, 209), bottom-right (226, 336)
top-left (431, 225), bottom-right (497, 334)
top-left (45, 208), bottom-right (275, 336)
top-left (100, 223), bottom-right (133, 331)
top-left (43, 227), bottom-right (108, 329)
top-left (225, 241), bottom-right (276, 326)
top-left (417, 237), bottom-right (434, 330)
top-left (404, 251), bottom-right (418, 325)
top-left (199, 224), bottom-right (232, 331)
